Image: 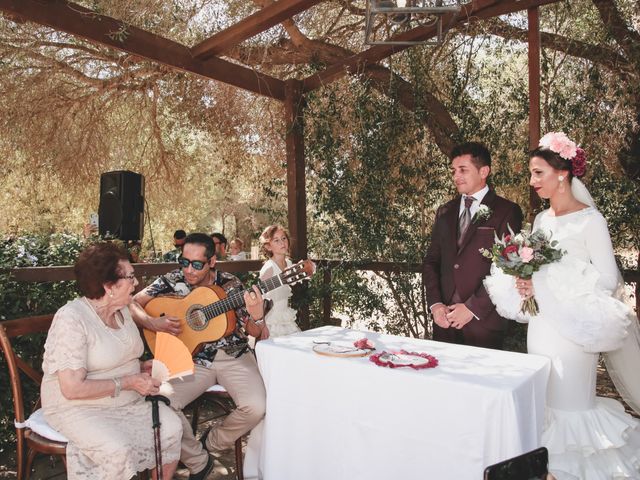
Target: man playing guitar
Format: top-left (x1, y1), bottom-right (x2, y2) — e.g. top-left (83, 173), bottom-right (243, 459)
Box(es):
top-left (130, 232), bottom-right (267, 480)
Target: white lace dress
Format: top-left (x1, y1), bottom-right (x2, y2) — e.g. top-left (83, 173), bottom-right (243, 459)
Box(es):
top-left (484, 207), bottom-right (640, 479)
top-left (41, 298), bottom-right (182, 480)
top-left (260, 258), bottom-right (301, 337)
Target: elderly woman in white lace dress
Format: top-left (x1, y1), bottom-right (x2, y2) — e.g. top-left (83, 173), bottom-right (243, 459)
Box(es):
top-left (41, 242), bottom-right (182, 479)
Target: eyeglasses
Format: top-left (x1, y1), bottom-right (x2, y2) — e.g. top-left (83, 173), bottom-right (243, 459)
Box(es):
top-left (178, 256), bottom-right (209, 271)
top-left (120, 273), bottom-right (136, 282)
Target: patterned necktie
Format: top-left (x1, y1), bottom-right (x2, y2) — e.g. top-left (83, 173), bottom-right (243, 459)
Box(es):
top-left (457, 195), bottom-right (476, 247)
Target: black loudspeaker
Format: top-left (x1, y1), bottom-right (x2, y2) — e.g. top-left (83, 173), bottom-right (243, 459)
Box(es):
top-left (98, 171), bottom-right (145, 241)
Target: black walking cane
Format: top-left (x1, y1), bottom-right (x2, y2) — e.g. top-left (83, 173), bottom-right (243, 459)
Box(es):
top-left (146, 394), bottom-right (171, 480)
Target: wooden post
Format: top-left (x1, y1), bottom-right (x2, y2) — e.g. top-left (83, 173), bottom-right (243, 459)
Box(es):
top-left (528, 6), bottom-right (542, 215)
top-left (284, 79), bottom-right (309, 329)
top-left (322, 265), bottom-right (332, 325)
top-left (284, 79), bottom-right (307, 260)
top-left (636, 251), bottom-right (640, 314)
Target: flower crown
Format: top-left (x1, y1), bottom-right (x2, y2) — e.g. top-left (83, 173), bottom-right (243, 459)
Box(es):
top-left (538, 132), bottom-right (587, 178)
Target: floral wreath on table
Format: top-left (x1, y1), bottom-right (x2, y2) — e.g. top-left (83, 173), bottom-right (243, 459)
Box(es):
top-left (369, 350), bottom-right (438, 370)
top-left (538, 131), bottom-right (588, 178)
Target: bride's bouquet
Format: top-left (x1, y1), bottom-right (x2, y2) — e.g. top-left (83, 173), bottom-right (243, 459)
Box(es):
top-left (480, 224), bottom-right (564, 315)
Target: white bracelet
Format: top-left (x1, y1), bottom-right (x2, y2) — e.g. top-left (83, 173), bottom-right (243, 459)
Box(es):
top-left (111, 377), bottom-right (121, 398)
top-left (253, 317), bottom-right (264, 325)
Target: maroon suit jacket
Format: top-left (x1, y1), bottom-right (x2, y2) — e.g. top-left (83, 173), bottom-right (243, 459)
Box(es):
top-left (422, 189), bottom-right (523, 333)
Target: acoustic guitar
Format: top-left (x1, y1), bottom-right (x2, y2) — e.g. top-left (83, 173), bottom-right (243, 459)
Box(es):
top-left (143, 259), bottom-right (314, 354)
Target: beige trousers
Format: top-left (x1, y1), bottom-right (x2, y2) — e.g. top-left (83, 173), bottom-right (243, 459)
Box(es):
top-left (165, 350), bottom-right (266, 473)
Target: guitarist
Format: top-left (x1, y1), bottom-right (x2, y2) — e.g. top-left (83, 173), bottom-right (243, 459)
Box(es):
top-left (130, 233), bottom-right (268, 480)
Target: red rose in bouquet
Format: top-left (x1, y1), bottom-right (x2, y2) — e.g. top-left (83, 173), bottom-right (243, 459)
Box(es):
top-left (501, 245), bottom-right (518, 258)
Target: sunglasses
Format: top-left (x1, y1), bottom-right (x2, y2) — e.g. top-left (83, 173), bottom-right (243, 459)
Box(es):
top-left (177, 256), bottom-right (209, 271)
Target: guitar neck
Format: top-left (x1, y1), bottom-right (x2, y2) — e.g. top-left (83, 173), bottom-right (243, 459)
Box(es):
top-left (201, 274), bottom-right (285, 320)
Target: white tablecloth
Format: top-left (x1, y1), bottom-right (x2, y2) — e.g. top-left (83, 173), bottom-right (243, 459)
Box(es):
top-left (255, 326), bottom-right (550, 480)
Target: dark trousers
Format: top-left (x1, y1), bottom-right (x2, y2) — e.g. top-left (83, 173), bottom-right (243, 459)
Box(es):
top-left (432, 321), bottom-right (504, 350)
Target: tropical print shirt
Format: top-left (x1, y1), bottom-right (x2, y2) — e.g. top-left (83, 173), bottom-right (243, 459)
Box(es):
top-left (142, 269), bottom-right (251, 365)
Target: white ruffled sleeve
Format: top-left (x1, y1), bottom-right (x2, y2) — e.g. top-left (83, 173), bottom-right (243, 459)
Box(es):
top-left (536, 210), bottom-right (631, 352)
top-left (532, 256), bottom-right (631, 353)
top-left (42, 301), bottom-right (88, 374)
top-left (484, 210), bottom-right (632, 353)
top-left (483, 264), bottom-right (530, 323)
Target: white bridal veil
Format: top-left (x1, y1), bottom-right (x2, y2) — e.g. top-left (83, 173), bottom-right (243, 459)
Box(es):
top-left (572, 179), bottom-right (640, 415)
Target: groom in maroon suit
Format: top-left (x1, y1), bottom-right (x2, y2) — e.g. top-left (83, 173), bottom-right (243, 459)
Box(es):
top-left (423, 142), bottom-right (523, 349)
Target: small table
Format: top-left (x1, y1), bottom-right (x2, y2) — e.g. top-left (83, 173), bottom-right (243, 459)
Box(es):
top-left (255, 326), bottom-right (550, 480)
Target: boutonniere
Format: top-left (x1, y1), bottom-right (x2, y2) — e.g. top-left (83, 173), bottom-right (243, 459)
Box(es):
top-left (472, 205), bottom-right (492, 224)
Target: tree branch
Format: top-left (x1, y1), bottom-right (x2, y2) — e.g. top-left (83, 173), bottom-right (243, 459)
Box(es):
top-left (363, 64), bottom-right (458, 155)
top-left (474, 18), bottom-right (633, 77)
top-left (592, 0), bottom-right (640, 70)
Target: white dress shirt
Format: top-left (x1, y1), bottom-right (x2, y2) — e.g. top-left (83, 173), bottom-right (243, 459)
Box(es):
top-left (458, 184), bottom-right (489, 219)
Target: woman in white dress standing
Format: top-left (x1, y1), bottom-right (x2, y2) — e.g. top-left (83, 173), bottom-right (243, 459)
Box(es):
top-left (258, 225), bottom-right (301, 338)
top-left (485, 132), bottom-right (640, 479)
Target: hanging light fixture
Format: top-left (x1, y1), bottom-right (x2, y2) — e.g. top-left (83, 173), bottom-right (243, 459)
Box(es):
top-left (365, 0), bottom-right (462, 46)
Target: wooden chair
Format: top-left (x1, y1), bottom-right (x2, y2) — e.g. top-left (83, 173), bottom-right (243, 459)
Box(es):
top-left (0, 314), bottom-right (67, 480)
top-left (189, 384), bottom-right (244, 480)
top-left (0, 315), bottom-right (153, 480)
top-left (484, 447), bottom-right (549, 480)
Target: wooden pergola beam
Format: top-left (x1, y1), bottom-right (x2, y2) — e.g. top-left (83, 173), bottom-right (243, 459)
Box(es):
top-left (0, 0), bottom-right (285, 100)
top-left (302, 0), bottom-right (561, 93)
top-left (192, 0), bottom-right (323, 60)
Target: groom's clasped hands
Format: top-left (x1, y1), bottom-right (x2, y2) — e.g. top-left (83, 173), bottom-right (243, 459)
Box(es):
top-left (431, 303), bottom-right (474, 329)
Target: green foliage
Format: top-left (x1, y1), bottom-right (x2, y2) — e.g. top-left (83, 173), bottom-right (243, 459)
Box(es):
top-left (0, 234), bottom-right (83, 452)
top-left (297, 16), bottom-right (638, 346)
top-left (302, 70), bottom-right (445, 337)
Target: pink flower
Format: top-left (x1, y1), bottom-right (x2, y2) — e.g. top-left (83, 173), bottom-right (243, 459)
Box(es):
top-left (354, 338), bottom-right (375, 350)
top-left (539, 132), bottom-right (577, 160)
top-left (520, 246), bottom-right (534, 263)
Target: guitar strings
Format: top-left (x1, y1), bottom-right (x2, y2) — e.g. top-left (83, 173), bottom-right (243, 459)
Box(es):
top-left (200, 270), bottom-right (295, 318)
top-left (198, 263), bottom-right (308, 319)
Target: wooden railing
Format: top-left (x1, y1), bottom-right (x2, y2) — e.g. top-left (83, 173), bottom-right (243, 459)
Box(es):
top-left (316, 260), bottom-right (640, 325)
top-left (5, 260), bottom-right (264, 283)
top-left (4, 259), bottom-right (639, 327)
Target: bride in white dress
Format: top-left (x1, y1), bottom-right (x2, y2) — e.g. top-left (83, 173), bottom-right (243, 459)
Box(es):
top-left (258, 224), bottom-right (301, 338)
top-left (485, 132), bottom-right (640, 479)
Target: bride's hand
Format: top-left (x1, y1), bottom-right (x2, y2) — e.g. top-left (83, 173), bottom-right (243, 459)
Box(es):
top-left (516, 278), bottom-right (534, 299)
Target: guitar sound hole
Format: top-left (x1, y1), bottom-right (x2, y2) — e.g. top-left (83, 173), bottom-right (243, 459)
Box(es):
top-left (186, 305), bottom-right (208, 331)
